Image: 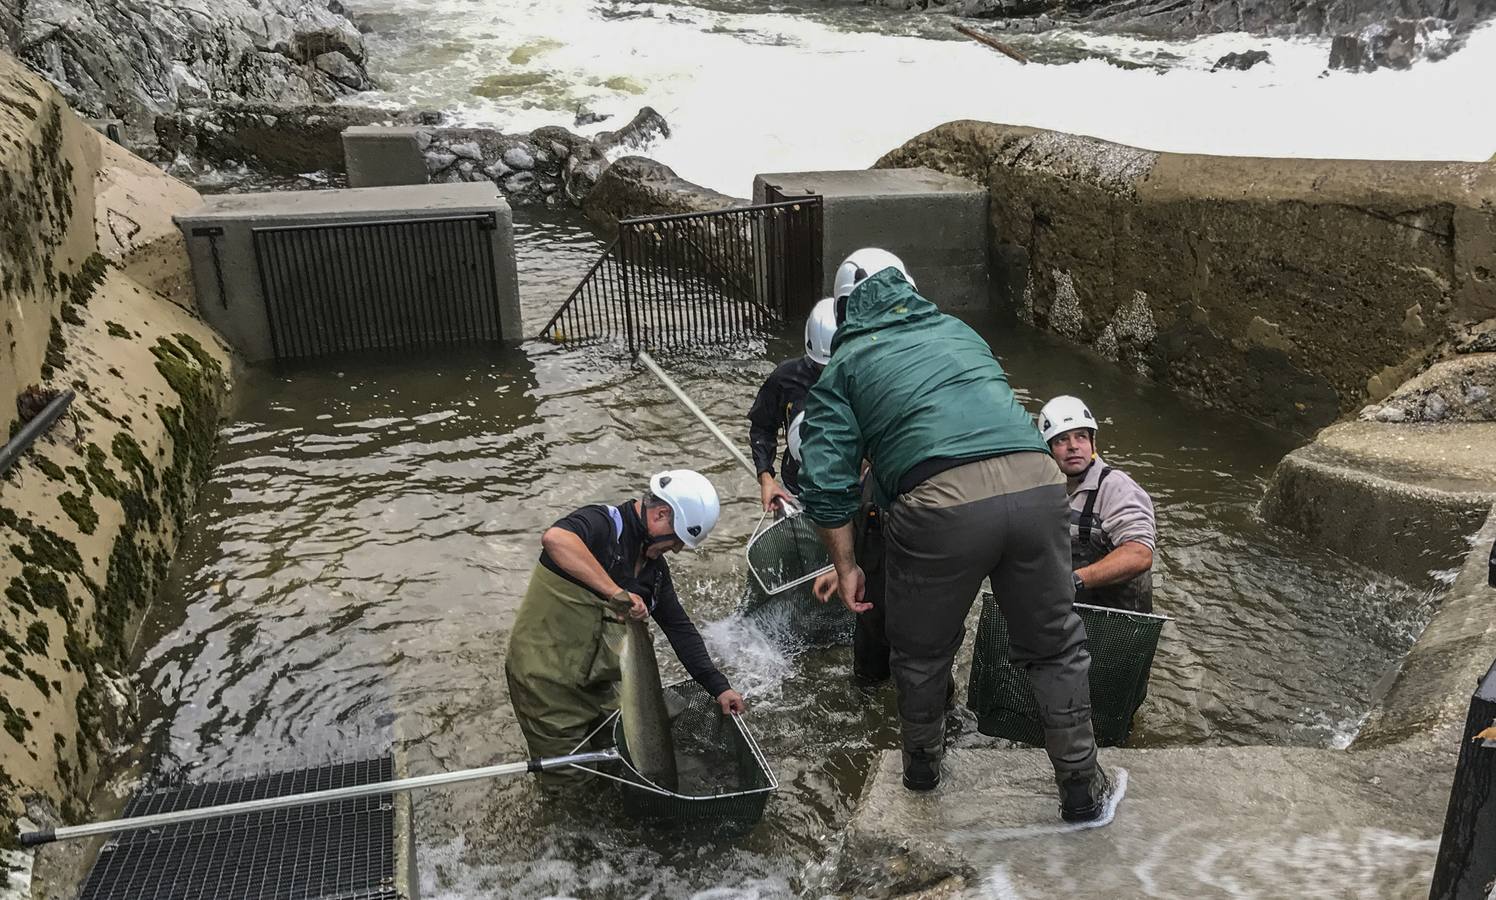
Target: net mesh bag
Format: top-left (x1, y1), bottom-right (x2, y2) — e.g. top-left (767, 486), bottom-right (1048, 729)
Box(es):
top-left (966, 593), bottom-right (1166, 747)
top-left (606, 680), bottom-right (777, 835)
top-left (740, 511), bottom-right (851, 646)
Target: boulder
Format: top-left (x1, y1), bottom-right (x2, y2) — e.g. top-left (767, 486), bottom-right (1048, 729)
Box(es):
top-left (582, 156), bottom-right (743, 232)
top-left (9, 0), bottom-right (377, 149)
top-left (595, 106), bottom-right (671, 154)
top-left (1361, 353), bottom-right (1496, 423)
top-left (1212, 49), bottom-right (1271, 70)
top-left (1327, 17), bottom-right (1456, 70)
top-left (502, 146), bottom-right (536, 170)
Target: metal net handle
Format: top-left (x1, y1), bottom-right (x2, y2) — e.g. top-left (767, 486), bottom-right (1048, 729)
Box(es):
top-left (745, 508), bottom-right (834, 596)
top-left (565, 712), bottom-right (679, 798)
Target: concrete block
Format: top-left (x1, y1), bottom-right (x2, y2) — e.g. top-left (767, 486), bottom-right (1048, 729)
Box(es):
top-left (343, 125), bottom-right (429, 188)
top-left (85, 117), bottom-right (123, 143)
top-left (174, 183), bottom-right (522, 361)
top-left (752, 168), bottom-right (989, 311)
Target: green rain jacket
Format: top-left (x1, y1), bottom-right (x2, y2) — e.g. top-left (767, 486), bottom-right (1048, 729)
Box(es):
top-left (799, 269), bottom-right (1049, 528)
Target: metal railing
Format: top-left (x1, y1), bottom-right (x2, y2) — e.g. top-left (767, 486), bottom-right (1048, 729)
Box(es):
top-left (540, 198), bottom-right (823, 354)
top-left (252, 213), bottom-right (504, 360)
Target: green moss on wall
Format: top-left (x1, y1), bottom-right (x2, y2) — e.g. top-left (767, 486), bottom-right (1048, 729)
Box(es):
top-left (41, 316), bottom-right (66, 380)
top-left (106, 322), bottom-right (130, 339)
top-left (33, 455), bottom-right (65, 481)
top-left (58, 490), bottom-right (98, 534)
top-left (25, 621), bottom-right (50, 655)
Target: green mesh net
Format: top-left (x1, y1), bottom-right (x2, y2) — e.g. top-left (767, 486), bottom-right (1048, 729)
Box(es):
top-left (967, 593), bottom-right (1166, 747)
top-left (597, 680), bottom-right (777, 836)
top-left (740, 511), bottom-right (852, 646)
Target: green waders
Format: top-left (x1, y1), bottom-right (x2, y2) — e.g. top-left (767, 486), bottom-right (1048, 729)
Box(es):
top-left (505, 563), bottom-right (627, 792)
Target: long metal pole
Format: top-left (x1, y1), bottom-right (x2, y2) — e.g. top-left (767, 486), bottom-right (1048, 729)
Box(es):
top-left (0, 389), bottom-right (75, 476)
top-left (18, 749), bottom-right (618, 847)
top-left (636, 350), bottom-right (801, 514)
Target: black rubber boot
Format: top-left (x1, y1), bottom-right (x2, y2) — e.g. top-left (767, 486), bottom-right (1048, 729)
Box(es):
top-left (902, 748), bottom-right (942, 792)
top-left (1057, 765), bottom-right (1111, 822)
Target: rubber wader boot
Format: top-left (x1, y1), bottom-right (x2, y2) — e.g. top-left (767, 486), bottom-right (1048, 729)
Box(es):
top-left (1057, 765), bottom-right (1112, 822)
top-left (902, 748), bottom-right (942, 792)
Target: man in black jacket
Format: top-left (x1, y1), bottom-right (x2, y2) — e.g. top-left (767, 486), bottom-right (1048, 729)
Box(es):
top-left (748, 297), bottom-right (837, 512)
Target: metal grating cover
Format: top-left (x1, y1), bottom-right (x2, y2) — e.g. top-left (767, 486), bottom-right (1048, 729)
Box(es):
top-left (78, 757), bottom-right (401, 900)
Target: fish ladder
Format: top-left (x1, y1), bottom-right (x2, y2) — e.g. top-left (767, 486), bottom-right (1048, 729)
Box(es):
top-left (540, 198), bottom-right (823, 354)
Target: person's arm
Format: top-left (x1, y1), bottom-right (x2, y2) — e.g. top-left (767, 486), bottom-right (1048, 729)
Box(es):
top-left (799, 375), bottom-right (864, 531)
top-left (1076, 475), bottom-right (1156, 589)
top-left (747, 376), bottom-right (795, 512)
top-left (540, 522), bottom-right (646, 619)
top-left (651, 576), bottom-right (745, 714)
top-left (1075, 542), bottom-right (1153, 588)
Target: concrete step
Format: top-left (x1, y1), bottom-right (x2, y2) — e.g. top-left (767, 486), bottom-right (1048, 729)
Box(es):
top-left (831, 744), bottom-right (1452, 899)
top-left (1261, 420), bottom-right (1496, 586)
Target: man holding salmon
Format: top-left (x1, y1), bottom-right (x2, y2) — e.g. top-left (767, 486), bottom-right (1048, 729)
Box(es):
top-left (505, 470), bottom-right (746, 794)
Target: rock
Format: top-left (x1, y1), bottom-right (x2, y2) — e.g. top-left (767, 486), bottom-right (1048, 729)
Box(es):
top-left (574, 108), bottom-right (612, 127)
top-left (958, 0), bottom-right (1050, 18)
top-left (425, 151), bottom-right (458, 173)
top-left (595, 106), bottom-right (672, 154)
top-left (1064, 0), bottom-right (1493, 43)
top-left (484, 161), bottom-right (513, 179)
top-left (582, 156), bottom-right (743, 233)
top-left (1212, 49), bottom-right (1272, 70)
top-left (1362, 354), bottom-right (1496, 423)
top-left (9, 0), bottom-right (377, 148)
top-left (449, 140), bottom-right (483, 160)
top-left (457, 160), bottom-right (476, 178)
top-left (313, 51), bottom-right (366, 89)
top-left (415, 129), bottom-right (434, 151)
top-left (503, 171), bottom-right (538, 194)
top-left (502, 146), bottom-right (536, 170)
top-left (1327, 17), bottom-right (1453, 71)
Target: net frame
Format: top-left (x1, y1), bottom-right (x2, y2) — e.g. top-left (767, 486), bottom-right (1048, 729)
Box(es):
top-left (745, 508), bottom-right (834, 596)
top-left (569, 680), bottom-right (778, 833)
top-left (967, 593), bottom-right (1169, 747)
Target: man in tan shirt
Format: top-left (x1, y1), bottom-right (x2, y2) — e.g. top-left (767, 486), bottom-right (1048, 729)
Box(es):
top-left (1038, 396), bottom-right (1156, 613)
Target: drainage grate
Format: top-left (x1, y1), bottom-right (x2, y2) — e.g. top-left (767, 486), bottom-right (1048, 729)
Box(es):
top-left (78, 757), bottom-right (402, 900)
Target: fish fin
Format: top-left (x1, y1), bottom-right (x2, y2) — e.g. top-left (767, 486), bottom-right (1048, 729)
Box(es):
top-left (663, 691), bottom-right (690, 722)
top-left (1474, 725), bottom-right (1496, 743)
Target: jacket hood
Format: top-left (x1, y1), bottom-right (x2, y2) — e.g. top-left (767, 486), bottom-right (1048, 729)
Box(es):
top-left (831, 268), bottom-right (940, 352)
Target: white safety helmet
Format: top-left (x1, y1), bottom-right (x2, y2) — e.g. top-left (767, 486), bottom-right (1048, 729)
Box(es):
top-left (833, 248), bottom-right (915, 302)
top-left (1038, 395), bottom-right (1099, 444)
top-left (787, 410), bottom-right (805, 464)
top-left (804, 298), bottom-right (837, 365)
top-left (649, 469), bottom-right (721, 550)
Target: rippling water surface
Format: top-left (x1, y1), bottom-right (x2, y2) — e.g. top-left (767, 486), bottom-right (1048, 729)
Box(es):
top-left (120, 210), bottom-right (1441, 897)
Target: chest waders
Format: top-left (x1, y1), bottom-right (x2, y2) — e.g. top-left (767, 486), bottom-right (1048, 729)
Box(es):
top-left (1073, 466), bottom-right (1153, 614)
top-left (505, 563), bottom-right (628, 791)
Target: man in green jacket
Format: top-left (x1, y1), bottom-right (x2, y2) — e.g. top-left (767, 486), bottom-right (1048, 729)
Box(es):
top-left (799, 249), bottom-right (1109, 822)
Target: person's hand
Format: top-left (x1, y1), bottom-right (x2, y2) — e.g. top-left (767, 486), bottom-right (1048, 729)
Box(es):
top-left (625, 592), bottom-right (648, 620)
top-left (759, 477), bottom-right (794, 514)
top-left (813, 570), bottom-right (839, 604)
top-left (716, 689), bottom-right (747, 716)
top-left (835, 564), bottom-right (871, 614)
top-left (608, 590), bottom-right (649, 621)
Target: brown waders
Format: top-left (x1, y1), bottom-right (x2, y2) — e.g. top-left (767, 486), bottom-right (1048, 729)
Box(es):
top-left (505, 563), bottom-right (627, 793)
top-left (883, 452), bottom-right (1098, 787)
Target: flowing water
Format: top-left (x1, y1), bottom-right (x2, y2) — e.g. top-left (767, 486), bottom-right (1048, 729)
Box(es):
top-left (347, 0), bottom-right (1496, 196)
top-left (110, 209), bottom-right (1445, 898)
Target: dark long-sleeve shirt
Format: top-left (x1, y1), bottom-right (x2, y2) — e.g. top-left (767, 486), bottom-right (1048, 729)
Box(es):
top-left (539, 500), bottom-right (731, 697)
top-left (747, 356), bottom-right (820, 494)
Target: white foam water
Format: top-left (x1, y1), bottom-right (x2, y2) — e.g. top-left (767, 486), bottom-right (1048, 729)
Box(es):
top-left (354, 0), bottom-right (1496, 196)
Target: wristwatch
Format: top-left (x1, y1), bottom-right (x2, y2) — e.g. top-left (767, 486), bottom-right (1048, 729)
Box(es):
top-left (1072, 571), bottom-right (1085, 592)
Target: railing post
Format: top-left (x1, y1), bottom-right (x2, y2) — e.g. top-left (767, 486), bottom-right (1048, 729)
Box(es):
top-left (1429, 539), bottom-right (1496, 900)
top-left (618, 225), bottom-right (638, 356)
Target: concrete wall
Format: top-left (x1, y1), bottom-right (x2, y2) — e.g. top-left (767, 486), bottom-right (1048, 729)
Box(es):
top-left (342, 126), bottom-right (427, 188)
top-left (752, 168), bottom-right (990, 311)
top-left (0, 52), bottom-right (233, 852)
top-left (175, 183), bottom-right (523, 361)
top-left (879, 122), bottom-right (1496, 434)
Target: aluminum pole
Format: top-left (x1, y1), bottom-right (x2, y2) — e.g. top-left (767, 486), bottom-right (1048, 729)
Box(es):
top-left (19, 749), bottom-right (618, 846)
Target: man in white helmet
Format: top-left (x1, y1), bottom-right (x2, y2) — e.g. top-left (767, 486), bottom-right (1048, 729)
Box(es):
top-left (798, 248), bottom-right (1107, 821)
top-left (506, 469), bottom-right (747, 793)
top-left (1038, 396), bottom-right (1156, 613)
top-left (748, 297), bottom-right (837, 512)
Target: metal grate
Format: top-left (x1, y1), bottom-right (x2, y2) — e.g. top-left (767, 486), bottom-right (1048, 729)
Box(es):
top-left (252, 214), bottom-right (503, 359)
top-left (540, 199), bottom-right (823, 354)
top-left (78, 758), bottom-right (401, 900)
top-left (967, 595), bottom-right (1167, 747)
